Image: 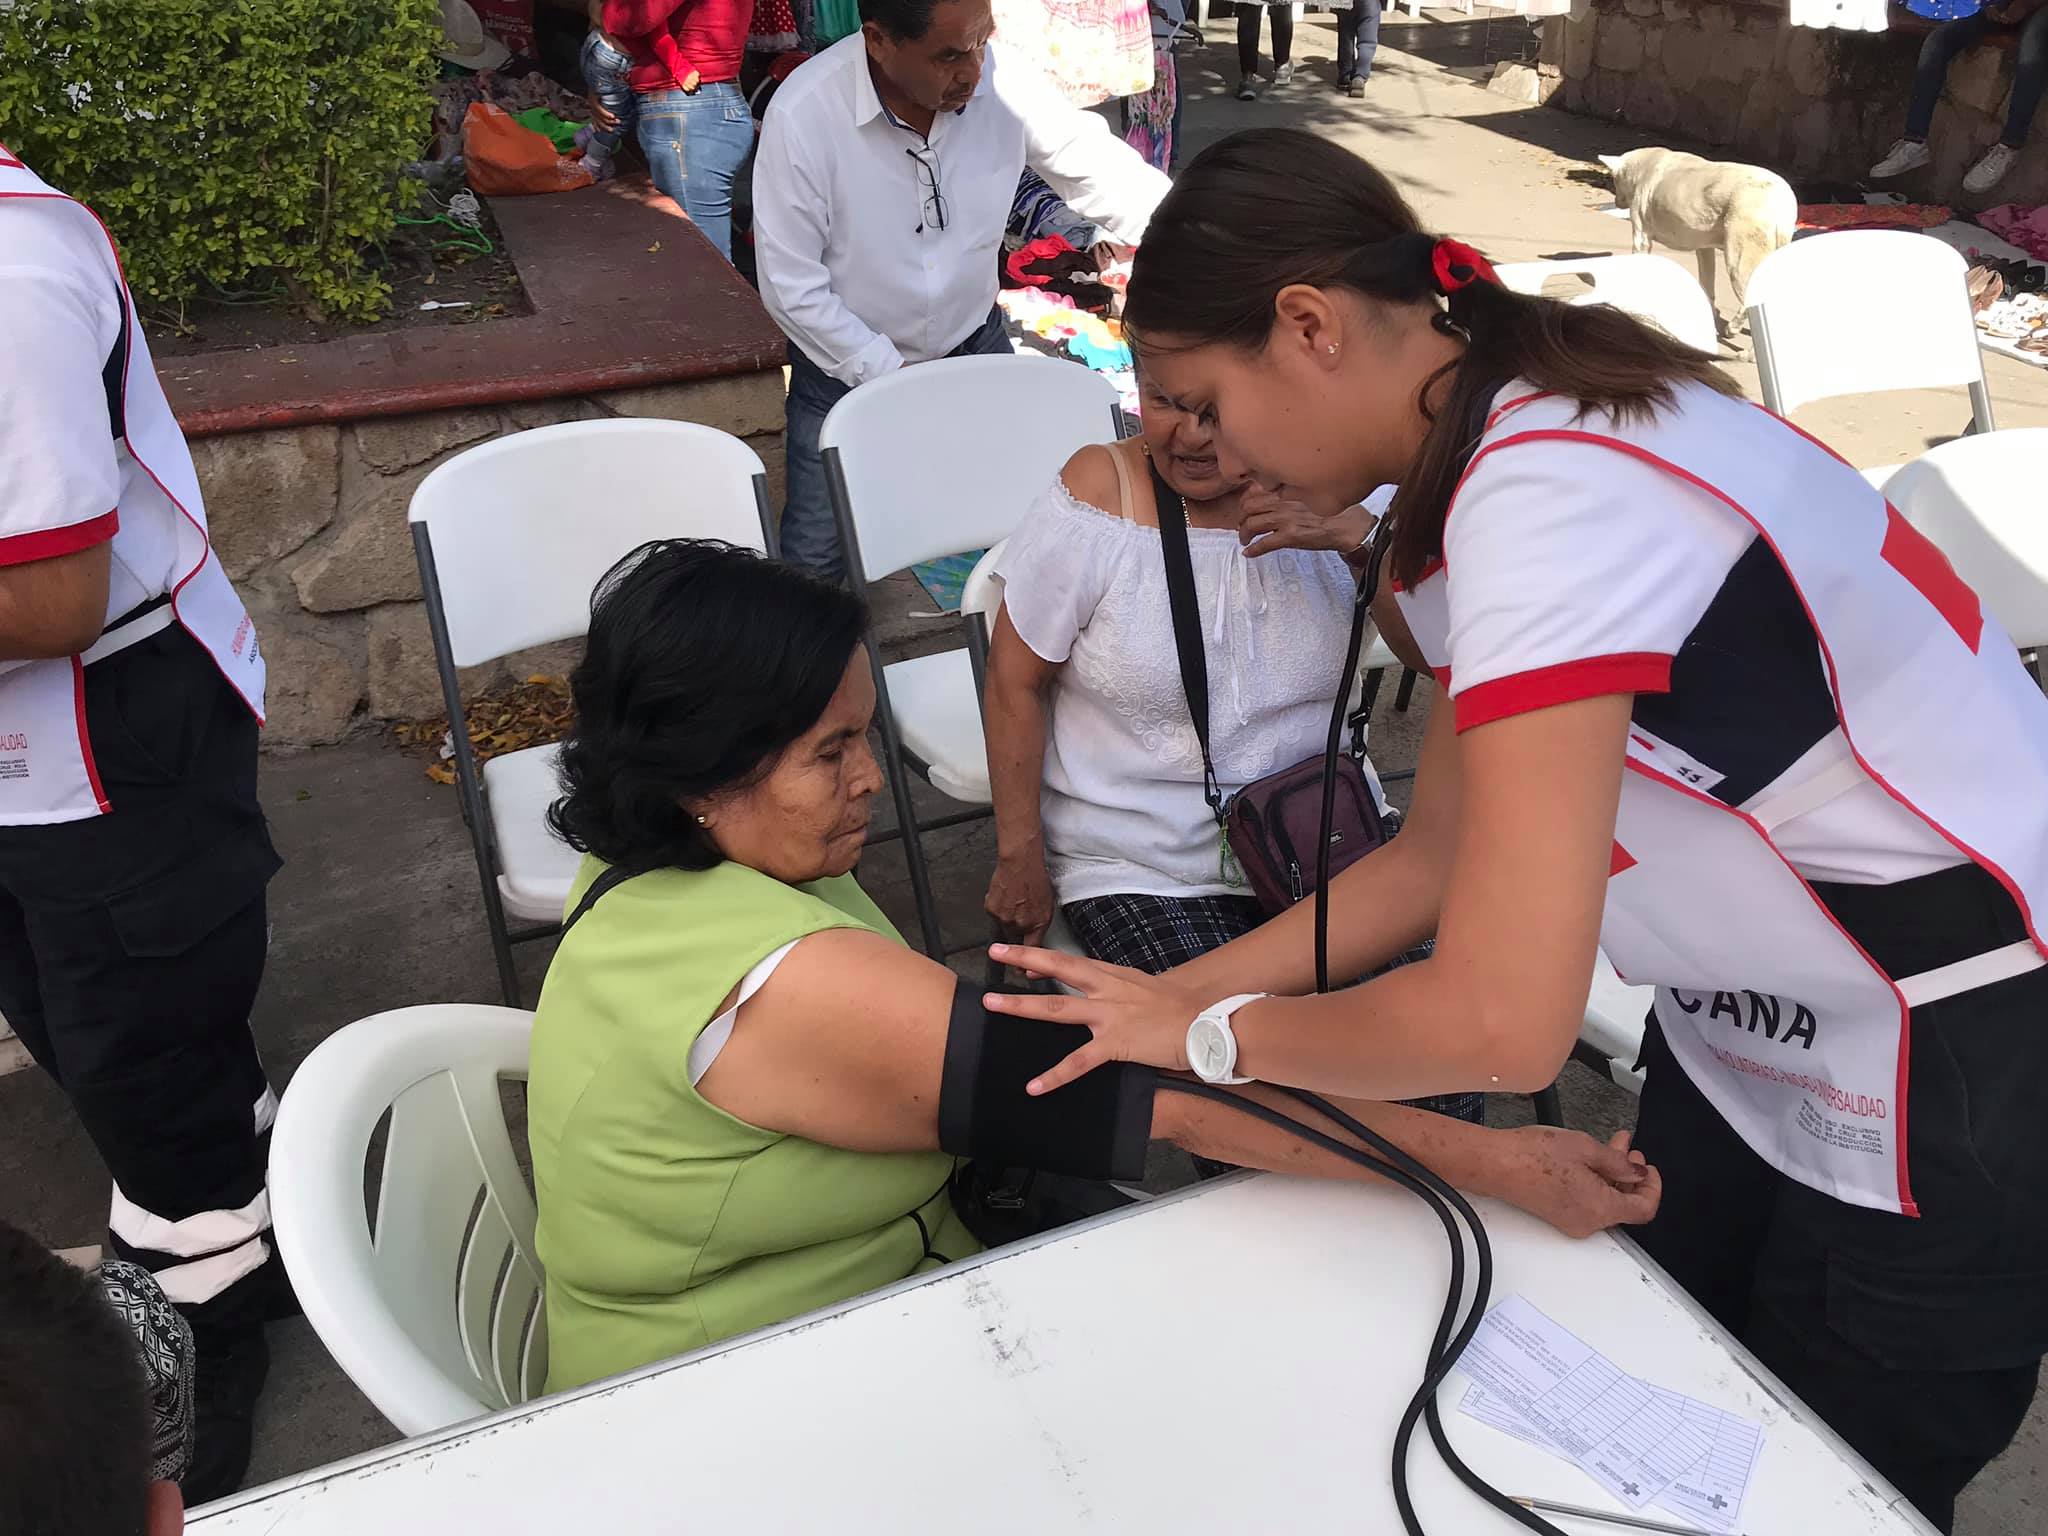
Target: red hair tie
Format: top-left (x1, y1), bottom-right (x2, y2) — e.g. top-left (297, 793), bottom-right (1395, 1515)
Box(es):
top-left (1431, 239), bottom-right (1498, 295)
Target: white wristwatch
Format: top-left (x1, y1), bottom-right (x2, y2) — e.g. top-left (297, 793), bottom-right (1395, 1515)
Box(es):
top-left (1185, 993), bottom-right (1269, 1085)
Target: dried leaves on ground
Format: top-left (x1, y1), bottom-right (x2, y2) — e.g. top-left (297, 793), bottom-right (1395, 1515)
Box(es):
top-left (391, 675), bottom-right (574, 785)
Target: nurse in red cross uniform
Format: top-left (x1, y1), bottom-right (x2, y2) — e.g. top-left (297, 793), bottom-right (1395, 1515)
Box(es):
top-left (984, 129), bottom-right (2048, 1532)
top-left (0, 151), bottom-right (281, 1500)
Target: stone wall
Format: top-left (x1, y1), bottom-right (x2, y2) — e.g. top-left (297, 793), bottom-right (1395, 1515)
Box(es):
top-left (1541, 0), bottom-right (2048, 207)
top-left (188, 371), bottom-right (786, 750)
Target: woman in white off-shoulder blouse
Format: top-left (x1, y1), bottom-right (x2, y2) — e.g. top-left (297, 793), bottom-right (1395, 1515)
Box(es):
top-left (982, 373), bottom-right (1479, 1122)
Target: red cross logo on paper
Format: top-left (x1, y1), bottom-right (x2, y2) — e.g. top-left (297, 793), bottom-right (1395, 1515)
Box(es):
top-left (1610, 841), bottom-right (1637, 878)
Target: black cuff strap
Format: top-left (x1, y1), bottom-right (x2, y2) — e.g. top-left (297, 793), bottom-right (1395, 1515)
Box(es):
top-left (938, 978), bottom-right (1155, 1183)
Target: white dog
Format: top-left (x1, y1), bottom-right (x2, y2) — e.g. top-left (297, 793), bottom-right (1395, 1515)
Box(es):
top-left (1599, 148), bottom-right (1796, 326)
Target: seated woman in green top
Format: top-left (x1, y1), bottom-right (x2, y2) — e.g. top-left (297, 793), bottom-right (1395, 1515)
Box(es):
top-left (527, 539), bottom-right (1662, 1395)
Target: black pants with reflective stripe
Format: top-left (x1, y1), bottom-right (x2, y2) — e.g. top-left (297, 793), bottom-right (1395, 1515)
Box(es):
top-left (1631, 864), bottom-right (2048, 1533)
top-left (0, 626), bottom-right (280, 1342)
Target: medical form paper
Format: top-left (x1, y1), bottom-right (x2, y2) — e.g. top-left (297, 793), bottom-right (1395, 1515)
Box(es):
top-left (1453, 1296), bottom-right (1762, 1534)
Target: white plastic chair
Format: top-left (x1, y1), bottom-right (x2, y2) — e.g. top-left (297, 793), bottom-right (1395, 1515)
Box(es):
top-left (1884, 428), bottom-right (2048, 659)
top-left (410, 419), bottom-right (775, 1004)
top-left (1497, 254), bottom-right (1721, 356)
top-left (269, 1004), bottom-right (544, 1436)
top-left (822, 353), bottom-right (1124, 955)
top-left (1746, 232), bottom-right (1995, 481)
top-left (1578, 950), bottom-right (1652, 1096)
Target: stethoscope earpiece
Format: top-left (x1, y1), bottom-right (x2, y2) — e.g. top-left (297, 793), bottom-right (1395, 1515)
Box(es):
top-left (1432, 311), bottom-right (1472, 343)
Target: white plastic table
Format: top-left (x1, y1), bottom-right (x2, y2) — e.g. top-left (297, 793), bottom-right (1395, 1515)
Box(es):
top-left (191, 1174), bottom-right (1935, 1535)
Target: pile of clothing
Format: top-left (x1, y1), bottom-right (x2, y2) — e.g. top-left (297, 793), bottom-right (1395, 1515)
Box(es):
top-left (431, 69), bottom-right (590, 160)
top-left (1980, 203), bottom-right (2048, 263)
top-left (997, 233), bottom-right (1138, 413)
top-left (1796, 202), bottom-right (1953, 233)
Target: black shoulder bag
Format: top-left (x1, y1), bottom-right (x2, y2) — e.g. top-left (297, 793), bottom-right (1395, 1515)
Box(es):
top-left (1151, 457), bottom-right (1390, 969)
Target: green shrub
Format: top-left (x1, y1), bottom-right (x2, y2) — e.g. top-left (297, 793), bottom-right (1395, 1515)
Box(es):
top-left (0, 0), bottom-right (440, 324)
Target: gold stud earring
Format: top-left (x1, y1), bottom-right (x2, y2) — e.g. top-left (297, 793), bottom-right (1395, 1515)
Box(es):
top-left (695, 814), bottom-right (709, 826)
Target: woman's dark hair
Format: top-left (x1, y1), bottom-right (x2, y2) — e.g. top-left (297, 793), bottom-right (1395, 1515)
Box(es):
top-left (548, 540), bottom-right (867, 873)
top-left (1123, 128), bottom-right (1741, 585)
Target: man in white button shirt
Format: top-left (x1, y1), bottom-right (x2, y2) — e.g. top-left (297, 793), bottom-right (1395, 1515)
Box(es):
top-left (752, 0), bottom-right (1170, 580)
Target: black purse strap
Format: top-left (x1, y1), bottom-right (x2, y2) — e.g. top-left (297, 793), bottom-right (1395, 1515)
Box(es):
top-left (560, 863), bottom-right (637, 935)
top-left (1148, 454), bottom-right (1228, 822)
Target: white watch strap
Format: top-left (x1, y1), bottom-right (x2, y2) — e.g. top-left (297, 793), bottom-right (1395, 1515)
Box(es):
top-left (1204, 993), bottom-right (1268, 1084)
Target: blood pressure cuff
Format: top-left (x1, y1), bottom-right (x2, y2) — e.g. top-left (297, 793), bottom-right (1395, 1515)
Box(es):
top-left (937, 979), bottom-right (1156, 1183)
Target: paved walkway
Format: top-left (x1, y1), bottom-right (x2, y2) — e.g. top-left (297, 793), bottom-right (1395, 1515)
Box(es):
top-left (1, 16), bottom-right (2040, 1529)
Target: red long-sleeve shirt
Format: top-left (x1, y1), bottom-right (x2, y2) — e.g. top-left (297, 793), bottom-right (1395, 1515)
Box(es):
top-left (602, 0), bottom-right (750, 90)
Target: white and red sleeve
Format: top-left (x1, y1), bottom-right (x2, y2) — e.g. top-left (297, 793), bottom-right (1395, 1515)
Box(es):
top-left (0, 238), bottom-right (124, 568)
top-left (1439, 434), bottom-right (1751, 732)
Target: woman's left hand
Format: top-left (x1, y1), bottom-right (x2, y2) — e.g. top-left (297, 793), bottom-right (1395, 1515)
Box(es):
top-left (984, 943), bottom-right (1211, 1092)
top-left (1240, 487), bottom-right (1372, 559)
top-left (1493, 1127), bottom-right (1663, 1239)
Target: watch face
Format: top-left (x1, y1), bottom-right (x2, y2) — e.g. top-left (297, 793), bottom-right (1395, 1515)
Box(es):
top-left (1190, 1017), bottom-right (1226, 1079)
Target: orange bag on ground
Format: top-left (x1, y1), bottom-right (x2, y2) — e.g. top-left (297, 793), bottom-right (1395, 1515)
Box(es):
top-left (462, 102), bottom-right (593, 196)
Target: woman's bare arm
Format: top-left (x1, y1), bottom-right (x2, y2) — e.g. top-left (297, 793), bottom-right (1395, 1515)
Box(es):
top-left (698, 923), bottom-right (1659, 1238)
top-left (982, 607), bottom-right (1062, 943)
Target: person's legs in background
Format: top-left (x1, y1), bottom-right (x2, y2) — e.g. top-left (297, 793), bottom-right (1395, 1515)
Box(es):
top-left (779, 311), bottom-right (1007, 583)
top-left (1269, 1), bottom-right (1294, 77)
top-left (1336, 0), bottom-right (1378, 95)
top-left (958, 306), bottom-right (1012, 358)
top-left (577, 32), bottom-right (638, 180)
top-left (634, 82), bottom-right (756, 261)
top-left (778, 344), bottom-right (854, 582)
top-left (1236, 3), bottom-right (1263, 94)
top-left (1169, 46), bottom-right (1187, 163)
top-left (1965, 6), bottom-right (2048, 192)
top-left (1873, 11), bottom-right (1987, 178)
top-left (2008, 5), bottom-right (2048, 144)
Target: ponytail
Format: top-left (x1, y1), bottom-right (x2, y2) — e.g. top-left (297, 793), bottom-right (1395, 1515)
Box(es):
top-left (1123, 129), bottom-right (1741, 587)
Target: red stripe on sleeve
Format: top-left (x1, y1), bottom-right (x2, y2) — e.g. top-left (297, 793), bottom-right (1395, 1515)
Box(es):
top-left (1455, 652), bottom-right (1673, 732)
top-left (0, 508), bottom-right (119, 568)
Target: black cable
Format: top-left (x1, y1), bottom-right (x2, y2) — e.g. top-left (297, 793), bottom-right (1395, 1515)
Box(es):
top-left (1285, 1088), bottom-right (1564, 1536)
top-left (1213, 511), bottom-right (1567, 1535)
top-left (1158, 1080), bottom-right (1563, 1536)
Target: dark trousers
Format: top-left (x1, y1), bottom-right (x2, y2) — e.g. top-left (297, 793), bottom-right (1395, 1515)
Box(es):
top-left (778, 305), bottom-right (1011, 584)
top-left (1906, 7), bottom-right (2048, 146)
top-left (0, 627), bottom-right (281, 1343)
top-left (1237, 1), bottom-right (1293, 75)
top-left (1337, 0), bottom-right (1380, 85)
top-left (1630, 869), bottom-right (2048, 1532)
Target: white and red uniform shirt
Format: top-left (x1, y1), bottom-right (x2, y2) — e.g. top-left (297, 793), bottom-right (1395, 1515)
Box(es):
top-left (1395, 383), bottom-right (2048, 1215)
top-left (0, 150), bottom-right (263, 824)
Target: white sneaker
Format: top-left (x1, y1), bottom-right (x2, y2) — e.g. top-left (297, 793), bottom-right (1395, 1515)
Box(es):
top-left (1964, 143), bottom-right (2018, 195)
top-left (1272, 61), bottom-right (1293, 85)
top-left (1869, 138), bottom-right (1931, 179)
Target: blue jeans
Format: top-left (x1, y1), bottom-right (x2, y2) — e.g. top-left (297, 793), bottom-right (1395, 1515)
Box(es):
top-left (1337, 0), bottom-right (1381, 86)
top-left (634, 80), bottom-right (754, 262)
top-left (579, 33), bottom-right (637, 156)
top-left (1906, 7), bottom-right (2048, 145)
top-left (780, 307), bottom-right (1011, 583)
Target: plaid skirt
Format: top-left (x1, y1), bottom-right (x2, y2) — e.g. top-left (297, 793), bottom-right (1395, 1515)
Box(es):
top-left (1061, 891), bottom-right (1488, 1125)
